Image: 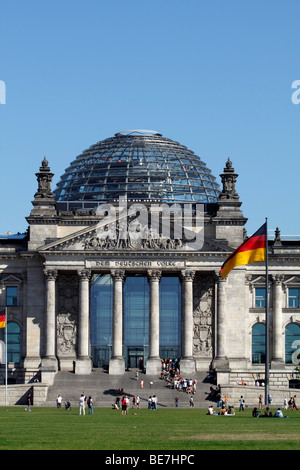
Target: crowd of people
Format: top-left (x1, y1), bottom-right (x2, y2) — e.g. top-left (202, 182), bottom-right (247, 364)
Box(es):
top-left (252, 407), bottom-right (286, 418)
top-left (207, 393), bottom-right (299, 418)
top-left (113, 394), bottom-right (141, 412)
top-left (207, 404), bottom-right (235, 415)
top-left (161, 358), bottom-right (198, 395)
top-left (55, 392), bottom-right (94, 415)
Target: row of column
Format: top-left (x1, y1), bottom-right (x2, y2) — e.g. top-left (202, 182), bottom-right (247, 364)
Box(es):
top-left (216, 274), bottom-right (289, 368)
top-left (109, 269), bottom-right (196, 375)
top-left (43, 268), bottom-right (197, 375)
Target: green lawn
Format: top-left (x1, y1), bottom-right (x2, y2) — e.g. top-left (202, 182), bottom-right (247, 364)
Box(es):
top-left (0, 406), bottom-right (300, 450)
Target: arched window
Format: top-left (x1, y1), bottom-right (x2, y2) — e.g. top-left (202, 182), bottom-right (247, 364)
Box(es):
top-left (252, 323), bottom-right (266, 364)
top-left (7, 322), bottom-right (21, 363)
top-left (285, 323), bottom-right (300, 364)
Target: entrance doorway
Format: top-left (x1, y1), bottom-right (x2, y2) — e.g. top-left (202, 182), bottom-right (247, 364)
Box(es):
top-left (128, 348), bottom-right (144, 370)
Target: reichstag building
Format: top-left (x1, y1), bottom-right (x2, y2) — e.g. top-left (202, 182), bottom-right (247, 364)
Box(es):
top-left (1, 130), bottom-right (300, 391)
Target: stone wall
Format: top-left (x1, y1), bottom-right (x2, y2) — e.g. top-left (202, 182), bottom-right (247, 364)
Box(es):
top-left (220, 384), bottom-right (299, 408)
top-left (0, 383), bottom-right (48, 406)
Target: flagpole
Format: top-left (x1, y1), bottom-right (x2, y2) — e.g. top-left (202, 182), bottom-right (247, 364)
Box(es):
top-left (265, 218), bottom-right (269, 406)
top-left (5, 307), bottom-right (7, 407)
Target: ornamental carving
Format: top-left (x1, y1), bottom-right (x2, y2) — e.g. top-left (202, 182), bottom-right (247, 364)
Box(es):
top-left (193, 275), bottom-right (214, 358)
top-left (110, 269), bottom-right (125, 282)
top-left (56, 275), bottom-right (78, 357)
top-left (219, 158), bottom-right (239, 200)
top-left (83, 230), bottom-right (184, 251)
top-left (147, 270), bottom-right (162, 282)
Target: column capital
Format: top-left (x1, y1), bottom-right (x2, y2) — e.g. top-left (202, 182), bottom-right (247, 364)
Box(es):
top-left (272, 274), bottom-right (284, 285)
top-left (213, 270), bottom-right (227, 283)
top-left (147, 269), bottom-right (162, 282)
top-left (110, 269), bottom-right (125, 282)
top-left (44, 269), bottom-right (58, 281)
top-left (77, 269), bottom-right (91, 281)
top-left (180, 270), bottom-right (195, 282)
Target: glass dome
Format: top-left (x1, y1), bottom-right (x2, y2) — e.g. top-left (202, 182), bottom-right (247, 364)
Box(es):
top-left (54, 130), bottom-right (220, 208)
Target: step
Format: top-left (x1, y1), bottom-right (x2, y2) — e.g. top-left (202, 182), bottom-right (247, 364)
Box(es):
top-left (45, 369), bottom-right (214, 408)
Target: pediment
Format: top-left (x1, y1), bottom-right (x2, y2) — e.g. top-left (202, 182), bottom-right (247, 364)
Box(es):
top-left (0, 274), bottom-right (24, 284)
top-left (38, 224), bottom-right (99, 252)
top-left (284, 276), bottom-right (300, 285)
top-left (250, 275), bottom-right (266, 285)
top-left (38, 211), bottom-right (231, 253)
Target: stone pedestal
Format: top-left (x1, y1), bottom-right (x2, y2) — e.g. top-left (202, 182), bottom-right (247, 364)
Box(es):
top-left (40, 356), bottom-right (58, 385)
top-left (109, 356), bottom-right (125, 375)
top-left (180, 357), bottom-right (196, 376)
top-left (146, 357), bottom-right (161, 375)
top-left (75, 357), bottom-right (92, 375)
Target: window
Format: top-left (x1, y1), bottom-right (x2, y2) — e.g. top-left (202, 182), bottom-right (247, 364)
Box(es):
top-left (255, 288), bottom-right (266, 308)
top-left (252, 323), bottom-right (266, 364)
top-left (7, 322), bottom-right (21, 363)
top-left (90, 274), bottom-right (113, 368)
top-left (123, 276), bottom-right (149, 348)
top-left (159, 276), bottom-right (181, 359)
top-left (289, 288), bottom-right (299, 308)
top-left (285, 323), bottom-right (300, 364)
top-left (6, 287), bottom-right (18, 306)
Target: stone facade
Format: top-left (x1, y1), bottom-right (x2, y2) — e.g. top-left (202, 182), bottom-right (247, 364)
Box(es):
top-left (1, 155), bottom-right (300, 397)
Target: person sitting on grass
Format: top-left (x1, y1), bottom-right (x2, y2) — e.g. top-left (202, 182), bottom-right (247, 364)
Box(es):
top-left (274, 408), bottom-right (283, 418)
top-left (226, 406), bottom-right (235, 415)
top-left (252, 407), bottom-right (260, 418)
top-left (261, 407), bottom-right (272, 417)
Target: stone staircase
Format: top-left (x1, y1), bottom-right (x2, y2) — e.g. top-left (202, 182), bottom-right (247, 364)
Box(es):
top-left (45, 369), bottom-right (215, 409)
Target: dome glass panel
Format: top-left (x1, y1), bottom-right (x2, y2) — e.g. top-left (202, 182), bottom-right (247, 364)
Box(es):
top-left (54, 130), bottom-right (220, 206)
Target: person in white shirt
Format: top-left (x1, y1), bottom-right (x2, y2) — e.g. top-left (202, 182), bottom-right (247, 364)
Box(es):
top-left (79, 394), bottom-right (86, 415)
top-left (136, 395), bottom-right (140, 409)
top-left (56, 394), bottom-right (62, 410)
top-left (152, 395), bottom-right (157, 410)
top-left (274, 408), bottom-right (283, 418)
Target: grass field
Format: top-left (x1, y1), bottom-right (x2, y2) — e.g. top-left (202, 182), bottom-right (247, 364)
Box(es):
top-left (0, 405), bottom-right (300, 451)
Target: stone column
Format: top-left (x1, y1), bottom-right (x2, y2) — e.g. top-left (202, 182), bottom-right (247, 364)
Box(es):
top-left (76, 269), bottom-right (92, 375)
top-left (180, 270), bottom-right (196, 375)
top-left (42, 269), bottom-right (58, 374)
top-left (213, 275), bottom-right (229, 369)
top-left (146, 270), bottom-right (162, 375)
top-left (109, 270), bottom-right (125, 375)
top-left (272, 274), bottom-right (284, 366)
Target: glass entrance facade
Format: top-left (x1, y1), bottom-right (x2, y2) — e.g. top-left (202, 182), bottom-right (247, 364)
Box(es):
top-left (90, 273), bottom-right (181, 368)
top-left (159, 276), bottom-right (181, 360)
top-left (123, 275), bottom-right (149, 368)
top-left (90, 274), bottom-right (113, 368)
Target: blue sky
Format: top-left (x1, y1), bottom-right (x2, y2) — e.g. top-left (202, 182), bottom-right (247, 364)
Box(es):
top-left (1, 0), bottom-right (300, 238)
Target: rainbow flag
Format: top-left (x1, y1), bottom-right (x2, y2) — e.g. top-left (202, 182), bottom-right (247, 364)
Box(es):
top-left (220, 223), bottom-right (267, 279)
top-left (0, 311), bottom-right (6, 328)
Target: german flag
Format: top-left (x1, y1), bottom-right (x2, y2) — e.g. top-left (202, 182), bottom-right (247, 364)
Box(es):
top-left (0, 310), bottom-right (5, 328)
top-left (220, 223), bottom-right (267, 279)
